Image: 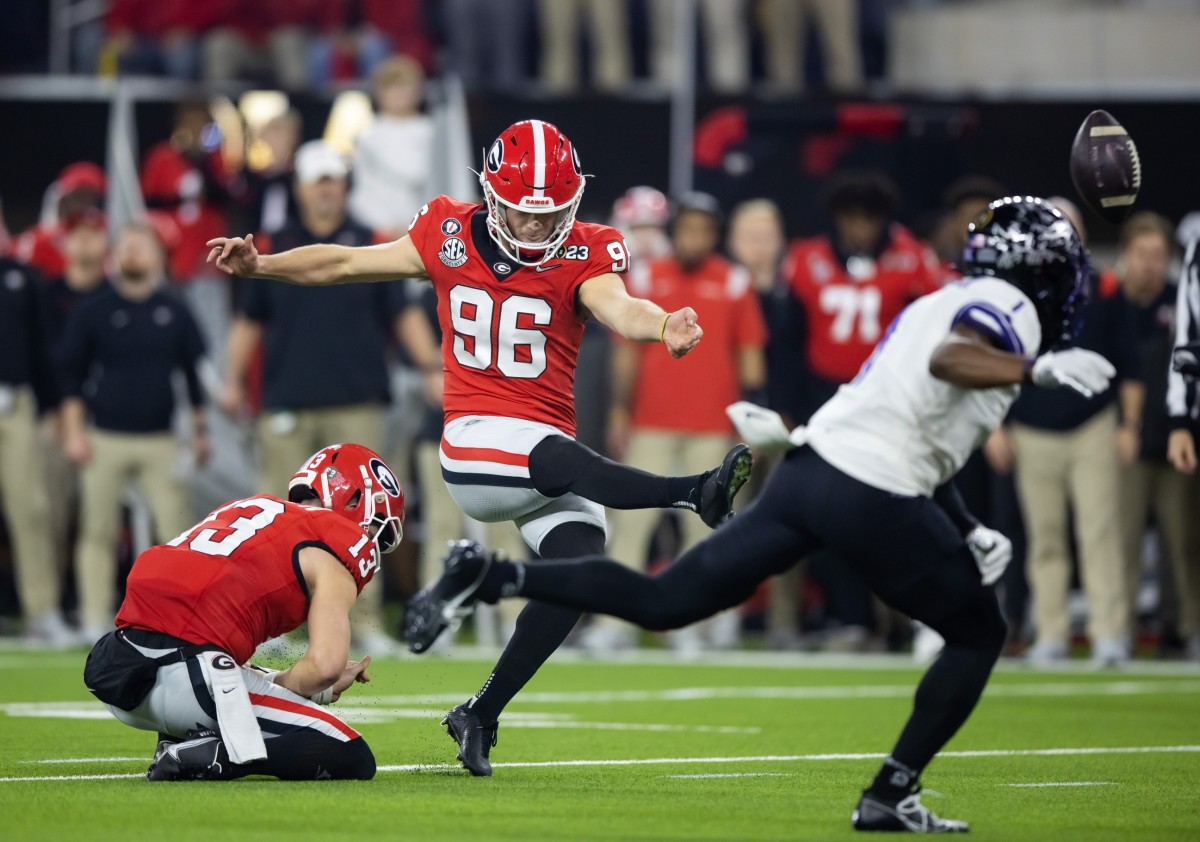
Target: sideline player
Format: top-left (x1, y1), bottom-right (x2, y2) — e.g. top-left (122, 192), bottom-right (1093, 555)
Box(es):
top-left (205, 120), bottom-right (754, 776)
top-left (83, 443), bottom-right (404, 782)
top-left (406, 198), bottom-right (1119, 831)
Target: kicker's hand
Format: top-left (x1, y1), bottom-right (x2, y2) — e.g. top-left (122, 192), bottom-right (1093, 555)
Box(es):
top-left (206, 233), bottom-right (261, 277)
top-left (966, 526), bottom-right (1013, 586)
top-left (1029, 348), bottom-right (1116, 398)
top-left (663, 307), bottom-right (703, 359)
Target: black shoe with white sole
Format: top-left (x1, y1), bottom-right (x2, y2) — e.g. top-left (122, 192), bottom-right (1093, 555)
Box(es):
top-left (697, 444), bottom-right (754, 528)
top-left (852, 789), bottom-right (969, 833)
top-left (404, 540), bottom-right (495, 654)
top-left (146, 729), bottom-right (227, 782)
top-left (442, 702), bottom-right (499, 777)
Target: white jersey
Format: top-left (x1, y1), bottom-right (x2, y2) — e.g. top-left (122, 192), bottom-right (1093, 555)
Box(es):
top-left (805, 276), bottom-right (1041, 497)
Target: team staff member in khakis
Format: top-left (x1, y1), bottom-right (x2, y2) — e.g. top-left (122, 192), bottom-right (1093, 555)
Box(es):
top-left (84, 443), bottom-right (402, 781)
top-left (604, 193), bottom-right (767, 653)
top-left (61, 222), bottom-right (210, 644)
top-left (220, 140), bottom-right (407, 655)
top-left (0, 251), bottom-right (68, 645)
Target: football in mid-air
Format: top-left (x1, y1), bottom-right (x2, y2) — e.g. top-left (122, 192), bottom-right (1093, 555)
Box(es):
top-left (1069, 109), bottom-right (1141, 223)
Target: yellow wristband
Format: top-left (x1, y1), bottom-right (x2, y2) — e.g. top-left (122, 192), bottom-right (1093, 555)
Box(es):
top-left (659, 314), bottom-right (670, 343)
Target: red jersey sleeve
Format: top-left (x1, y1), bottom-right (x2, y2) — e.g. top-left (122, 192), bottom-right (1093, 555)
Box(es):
top-left (406, 195), bottom-right (457, 262)
top-left (306, 508), bottom-right (378, 593)
top-left (567, 223), bottom-right (630, 308)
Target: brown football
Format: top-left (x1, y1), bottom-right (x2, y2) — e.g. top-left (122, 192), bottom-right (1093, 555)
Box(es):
top-left (1069, 109), bottom-right (1142, 223)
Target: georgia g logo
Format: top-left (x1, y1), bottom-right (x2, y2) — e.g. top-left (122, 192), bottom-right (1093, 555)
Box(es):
top-left (369, 458), bottom-right (400, 497)
top-left (486, 139), bottom-right (504, 173)
top-left (571, 144), bottom-right (582, 175)
top-left (211, 654), bottom-right (236, 671)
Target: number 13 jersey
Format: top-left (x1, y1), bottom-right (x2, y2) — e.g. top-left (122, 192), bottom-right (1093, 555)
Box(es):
top-left (408, 195), bottom-right (629, 437)
top-left (116, 497), bottom-right (376, 663)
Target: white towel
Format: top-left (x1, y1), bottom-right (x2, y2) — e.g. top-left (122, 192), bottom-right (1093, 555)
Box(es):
top-left (197, 652), bottom-right (268, 764)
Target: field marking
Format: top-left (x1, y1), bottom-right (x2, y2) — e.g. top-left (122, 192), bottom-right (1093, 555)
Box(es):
top-left (666, 773), bottom-right (791, 779)
top-left (363, 679), bottom-right (1200, 707)
top-left (5, 746), bottom-right (1197, 783)
top-left (24, 757), bottom-right (142, 764)
top-left (1004, 782), bottom-right (1115, 788)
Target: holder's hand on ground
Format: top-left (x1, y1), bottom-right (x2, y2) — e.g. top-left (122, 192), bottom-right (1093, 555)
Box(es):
top-left (329, 656), bottom-right (371, 704)
top-left (664, 308), bottom-right (703, 358)
top-left (206, 233), bottom-right (260, 277)
top-left (1029, 348), bottom-right (1116, 398)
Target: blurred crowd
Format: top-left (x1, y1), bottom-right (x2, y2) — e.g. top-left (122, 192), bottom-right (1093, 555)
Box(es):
top-left (24, 0), bottom-right (897, 94)
top-left (1, 71), bottom-right (1198, 666)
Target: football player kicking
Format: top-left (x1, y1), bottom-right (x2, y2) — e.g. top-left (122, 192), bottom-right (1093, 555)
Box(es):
top-left (84, 443), bottom-right (404, 781)
top-left (406, 198), bottom-right (1118, 832)
top-left (205, 120), bottom-right (754, 776)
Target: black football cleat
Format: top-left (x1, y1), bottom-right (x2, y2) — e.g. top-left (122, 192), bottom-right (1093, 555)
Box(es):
top-left (404, 540), bottom-right (495, 654)
top-left (442, 702), bottom-right (499, 777)
top-left (698, 444), bottom-right (754, 528)
top-left (146, 729), bottom-right (226, 782)
top-left (851, 789), bottom-right (969, 833)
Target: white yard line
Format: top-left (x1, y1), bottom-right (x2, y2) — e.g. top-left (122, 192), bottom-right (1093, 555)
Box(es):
top-left (1004, 782), bottom-right (1115, 787)
top-left (5, 745), bottom-right (1197, 783)
top-left (361, 679), bottom-right (1200, 707)
top-left (666, 773), bottom-right (791, 779)
top-left (24, 757), bottom-right (143, 764)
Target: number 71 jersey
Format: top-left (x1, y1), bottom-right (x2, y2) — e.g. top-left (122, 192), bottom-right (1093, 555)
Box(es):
top-left (408, 195), bottom-right (630, 437)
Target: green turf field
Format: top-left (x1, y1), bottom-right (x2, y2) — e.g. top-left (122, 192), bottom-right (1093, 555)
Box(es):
top-left (2, 646), bottom-right (1198, 841)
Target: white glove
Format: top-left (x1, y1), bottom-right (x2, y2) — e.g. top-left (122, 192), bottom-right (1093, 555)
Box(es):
top-left (966, 525), bottom-right (1013, 586)
top-left (726, 401), bottom-right (794, 454)
top-left (1029, 348), bottom-right (1116, 399)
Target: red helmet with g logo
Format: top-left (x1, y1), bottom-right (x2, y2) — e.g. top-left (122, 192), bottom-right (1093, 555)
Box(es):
top-left (479, 119), bottom-right (586, 266)
top-left (288, 443), bottom-right (405, 567)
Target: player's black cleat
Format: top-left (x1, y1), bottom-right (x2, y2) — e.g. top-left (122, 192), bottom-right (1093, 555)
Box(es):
top-left (697, 444), bottom-right (754, 528)
top-left (404, 540), bottom-right (495, 654)
top-left (147, 729), bottom-right (226, 782)
top-left (851, 789), bottom-right (969, 833)
top-left (442, 702), bottom-right (499, 777)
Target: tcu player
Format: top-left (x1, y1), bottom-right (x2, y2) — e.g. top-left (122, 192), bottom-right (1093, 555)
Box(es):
top-left (83, 443), bottom-right (404, 782)
top-left (408, 199), bottom-right (1118, 832)
top-left (206, 120), bottom-right (753, 776)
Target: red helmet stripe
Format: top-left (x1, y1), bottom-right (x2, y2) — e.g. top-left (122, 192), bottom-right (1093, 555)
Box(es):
top-left (530, 118), bottom-right (547, 197)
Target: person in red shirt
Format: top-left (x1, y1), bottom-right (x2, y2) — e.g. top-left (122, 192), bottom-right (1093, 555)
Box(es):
top-left (783, 170), bottom-right (941, 648)
top-left (10, 162), bottom-right (106, 279)
top-left (785, 170), bottom-right (942, 417)
top-left (83, 443), bottom-right (402, 782)
top-left (601, 193), bottom-right (767, 654)
top-left (205, 120), bottom-right (754, 776)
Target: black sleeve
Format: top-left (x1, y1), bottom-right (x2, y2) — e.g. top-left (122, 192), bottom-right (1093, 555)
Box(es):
top-left (58, 303), bottom-right (92, 399)
top-left (28, 274), bottom-right (61, 412)
top-left (238, 277), bottom-right (270, 322)
top-left (933, 480), bottom-right (980, 537)
top-left (175, 300), bottom-right (208, 408)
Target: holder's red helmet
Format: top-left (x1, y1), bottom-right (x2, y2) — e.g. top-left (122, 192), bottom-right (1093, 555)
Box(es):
top-left (479, 119), bottom-right (586, 266)
top-left (288, 443), bottom-right (405, 566)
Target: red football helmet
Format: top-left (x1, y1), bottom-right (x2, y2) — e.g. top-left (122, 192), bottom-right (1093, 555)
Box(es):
top-left (288, 443), bottom-right (405, 565)
top-left (479, 119), bottom-right (586, 266)
top-left (611, 186), bottom-right (670, 232)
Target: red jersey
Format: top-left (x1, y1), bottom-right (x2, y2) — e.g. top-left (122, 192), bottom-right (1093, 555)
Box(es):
top-left (626, 254), bottom-right (767, 434)
top-left (408, 195), bottom-right (629, 436)
top-left (784, 224), bottom-right (941, 383)
top-left (116, 496), bottom-right (376, 664)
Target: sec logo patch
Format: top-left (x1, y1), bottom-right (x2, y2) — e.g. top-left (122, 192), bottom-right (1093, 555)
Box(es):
top-left (439, 237), bottom-right (468, 268)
